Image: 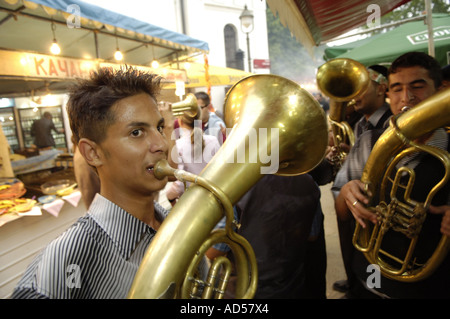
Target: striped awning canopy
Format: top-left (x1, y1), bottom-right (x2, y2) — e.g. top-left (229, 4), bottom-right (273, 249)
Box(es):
top-left (266, 0), bottom-right (411, 53)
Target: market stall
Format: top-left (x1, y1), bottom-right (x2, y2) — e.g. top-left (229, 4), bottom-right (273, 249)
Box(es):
top-left (0, 176), bottom-right (85, 298)
top-left (0, 0), bottom-right (210, 298)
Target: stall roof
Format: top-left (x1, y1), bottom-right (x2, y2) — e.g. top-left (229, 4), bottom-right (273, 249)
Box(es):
top-left (266, 0), bottom-right (411, 53)
top-left (0, 0), bottom-right (209, 96)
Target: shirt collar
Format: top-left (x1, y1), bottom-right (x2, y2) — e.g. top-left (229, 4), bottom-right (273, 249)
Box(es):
top-left (397, 128), bottom-right (448, 170)
top-left (87, 194), bottom-right (168, 259)
top-left (367, 103), bottom-right (390, 127)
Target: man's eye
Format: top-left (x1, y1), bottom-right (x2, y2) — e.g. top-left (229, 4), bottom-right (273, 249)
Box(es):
top-left (158, 125), bottom-right (165, 134)
top-left (131, 129), bottom-right (143, 137)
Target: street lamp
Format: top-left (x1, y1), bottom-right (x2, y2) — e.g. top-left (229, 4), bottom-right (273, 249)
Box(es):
top-left (239, 5), bottom-right (254, 72)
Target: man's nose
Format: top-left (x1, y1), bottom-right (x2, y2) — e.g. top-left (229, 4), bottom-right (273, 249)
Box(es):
top-left (401, 87), bottom-right (414, 103)
top-left (149, 130), bottom-right (168, 154)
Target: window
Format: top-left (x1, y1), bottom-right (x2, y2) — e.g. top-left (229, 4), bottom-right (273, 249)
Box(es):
top-left (224, 24), bottom-right (244, 70)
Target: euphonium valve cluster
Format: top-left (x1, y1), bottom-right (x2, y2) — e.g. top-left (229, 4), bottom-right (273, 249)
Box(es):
top-left (127, 74), bottom-right (329, 299)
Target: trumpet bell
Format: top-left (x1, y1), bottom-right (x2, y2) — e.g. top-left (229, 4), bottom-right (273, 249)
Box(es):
top-left (172, 93), bottom-right (198, 117)
top-left (316, 58), bottom-right (370, 102)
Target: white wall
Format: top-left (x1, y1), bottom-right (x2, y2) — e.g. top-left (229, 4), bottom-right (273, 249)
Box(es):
top-left (183, 1), bottom-right (270, 113)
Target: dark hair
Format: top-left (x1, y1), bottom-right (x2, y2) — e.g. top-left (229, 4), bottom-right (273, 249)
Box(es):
top-left (67, 66), bottom-right (162, 145)
top-left (194, 91), bottom-right (210, 105)
top-left (388, 52), bottom-right (442, 88)
top-left (442, 64), bottom-right (450, 81)
top-left (43, 111), bottom-right (52, 119)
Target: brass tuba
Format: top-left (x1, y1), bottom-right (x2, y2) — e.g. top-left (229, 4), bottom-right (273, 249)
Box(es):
top-left (353, 88), bottom-right (450, 282)
top-left (171, 93), bottom-right (198, 117)
top-left (316, 58), bottom-right (370, 172)
top-left (127, 74), bottom-right (329, 298)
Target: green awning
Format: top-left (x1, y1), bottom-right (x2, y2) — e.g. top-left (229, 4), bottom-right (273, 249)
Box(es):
top-left (334, 14), bottom-right (450, 67)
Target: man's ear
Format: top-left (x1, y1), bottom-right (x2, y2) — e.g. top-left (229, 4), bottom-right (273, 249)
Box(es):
top-left (377, 83), bottom-right (387, 96)
top-left (78, 138), bottom-right (103, 168)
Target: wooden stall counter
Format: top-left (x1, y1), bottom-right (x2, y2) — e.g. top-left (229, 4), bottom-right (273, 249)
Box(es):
top-left (0, 191), bottom-right (86, 299)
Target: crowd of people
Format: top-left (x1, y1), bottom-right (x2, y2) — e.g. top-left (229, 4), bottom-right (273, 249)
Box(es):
top-left (10, 51), bottom-right (450, 299)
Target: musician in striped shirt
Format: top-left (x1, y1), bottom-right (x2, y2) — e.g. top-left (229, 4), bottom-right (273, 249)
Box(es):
top-left (12, 67), bottom-right (175, 298)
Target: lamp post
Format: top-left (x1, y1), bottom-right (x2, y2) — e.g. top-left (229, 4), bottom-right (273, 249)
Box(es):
top-left (239, 5), bottom-right (254, 73)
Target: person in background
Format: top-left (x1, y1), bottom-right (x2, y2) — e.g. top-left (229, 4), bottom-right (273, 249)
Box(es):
top-left (352, 65), bottom-right (392, 140)
top-left (0, 122), bottom-right (14, 178)
top-left (237, 174), bottom-right (326, 299)
top-left (206, 173), bottom-right (327, 299)
top-left (30, 111), bottom-right (64, 150)
top-left (195, 91), bottom-right (227, 145)
top-left (331, 64), bottom-right (392, 295)
top-left (441, 64), bottom-right (450, 89)
top-left (314, 92), bottom-right (330, 113)
top-left (165, 106), bottom-right (220, 205)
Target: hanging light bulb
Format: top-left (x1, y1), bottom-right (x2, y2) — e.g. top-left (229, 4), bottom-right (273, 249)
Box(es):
top-left (50, 21), bottom-right (61, 55)
top-left (150, 44), bottom-right (159, 68)
top-left (114, 36), bottom-right (123, 61)
top-left (151, 59), bottom-right (159, 68)
top-left (50, 40), bottom-right (61, 55)
top-left (114, 49), bottom-right (123, 61)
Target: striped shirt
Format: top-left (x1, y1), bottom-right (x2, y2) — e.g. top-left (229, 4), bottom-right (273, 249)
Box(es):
top-left (11, 194), bottom-right (169, 299)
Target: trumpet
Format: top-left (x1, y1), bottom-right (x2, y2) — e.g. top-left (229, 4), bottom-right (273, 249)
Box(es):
top-left (171, 93), bottom-right (198, 117)
top-left (316, 58), bottom-right (370, 173)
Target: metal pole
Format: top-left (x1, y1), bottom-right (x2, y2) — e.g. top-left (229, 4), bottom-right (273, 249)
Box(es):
top-left (246, 32), bottom-right (252, 72)
top-left (94, 30), bottom-right (99, 59)
top-left (425, 0), bottom-right (435, 57)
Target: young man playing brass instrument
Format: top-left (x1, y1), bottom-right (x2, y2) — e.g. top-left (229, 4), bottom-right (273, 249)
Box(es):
top-left (12, 67), bottom-right (183, 298)
top-left (333, 52), bottom-right (450, 299)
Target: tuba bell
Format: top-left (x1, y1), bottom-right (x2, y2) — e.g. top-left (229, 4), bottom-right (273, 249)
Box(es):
top-left (316, 58), bottom-right (370, 173)
top-left (127, 74), bottom-right (329, 298)
top-left (353, 87), bottom-right (450, 282)
top-left (171, 93), bottom-right (198, 117)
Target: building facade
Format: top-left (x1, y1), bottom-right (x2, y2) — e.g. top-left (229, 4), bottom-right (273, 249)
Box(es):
top-left (85, 0), bottom-right (271, 113)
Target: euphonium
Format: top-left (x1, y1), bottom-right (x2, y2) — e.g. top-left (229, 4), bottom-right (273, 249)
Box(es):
top-left (316, 58), bottom-right (370, 172)
top-left (353, 87), bottom-right (450, 282)
top-left (127, 74), bottom-right (329, 298)
top-left (171, 93), bottom-right (198, 117)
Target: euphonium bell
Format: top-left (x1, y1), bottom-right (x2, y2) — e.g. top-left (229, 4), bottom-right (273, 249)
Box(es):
top-left (128, 74), bottom-right (329, 299)
top-left (172, 93), bottom-right (198, 117)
